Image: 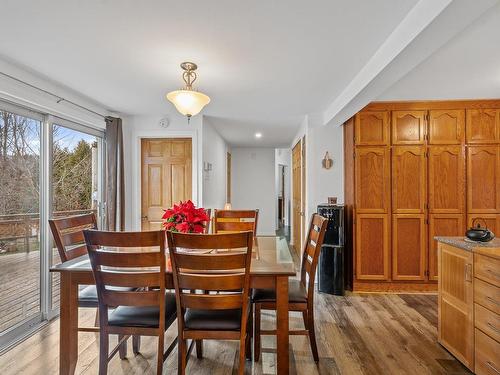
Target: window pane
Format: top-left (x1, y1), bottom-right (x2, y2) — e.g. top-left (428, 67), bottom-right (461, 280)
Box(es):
top-left (51, 125), bottom-right (100, 310)
top-left (0, 110), bottom-right (41, 333)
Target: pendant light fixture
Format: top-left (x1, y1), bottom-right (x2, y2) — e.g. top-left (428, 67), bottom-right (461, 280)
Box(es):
top-left (166, 62), bottom-right (210, 122)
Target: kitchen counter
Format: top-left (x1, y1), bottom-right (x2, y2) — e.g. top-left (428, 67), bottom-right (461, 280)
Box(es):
top-left (434, 236), bottom-right (500, 260)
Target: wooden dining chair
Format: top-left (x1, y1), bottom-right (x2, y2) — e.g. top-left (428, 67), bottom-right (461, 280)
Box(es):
top-left (213, 209), bottom-right (259, 235)
top-left (252, 214), bottom-right (327, 362)
top-left (84, 229), bottom-right (177, 375)
top-left (166, 231), bottom-right (254, 375)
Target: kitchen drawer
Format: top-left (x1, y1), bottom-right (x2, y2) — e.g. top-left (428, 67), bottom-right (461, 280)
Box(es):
top-left (475, 254), bottom-right (500, 288)
top-left (475, 303), bottom-right (500, 343)
top-left (475, 277), bottom-right (500, 315)
top-left (475, 329), bottom-right (500, 375)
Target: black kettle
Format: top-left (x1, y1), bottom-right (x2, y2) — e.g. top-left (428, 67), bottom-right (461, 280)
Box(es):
top-left (465, 218), bottom-right (495, 242)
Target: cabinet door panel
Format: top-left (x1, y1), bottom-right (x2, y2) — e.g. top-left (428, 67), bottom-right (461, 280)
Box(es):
top-left (392, 214), bottom-right (426, 281)
top-left (355, 214), bottom-right (390, 280)
top-left (438, 244), bottom-right (474, 369)
top-left (355, 111), bottom-right (389, 146)
top-left (466, 109), bottom-right (499, 144)
top-left (429, 110), bottom-right (465, 145)
top-left (467, 146), bottom-right (500, 213)
top-left (392, 110), bottom-right (426, 145)
top-left (428, 146), bottom-right (465, 214)
top-left (392, 146), bottom-right (426, 213)
top-left (429, 214), bottom-right (464, 281)
top-left (355, 147), bottom-right (390, 213)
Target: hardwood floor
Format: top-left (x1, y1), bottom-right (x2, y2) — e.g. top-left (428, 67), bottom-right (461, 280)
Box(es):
top-left (0, 238), bottom-right (471, 374)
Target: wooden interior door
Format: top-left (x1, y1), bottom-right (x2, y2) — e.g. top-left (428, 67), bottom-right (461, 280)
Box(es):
top-left (428, 146), bottom-right (465, 214)
top-left (392, 214), bottom-right (426, 280)
top-left (355, 213), bottom-right (390, 280)
top-left (438, 243), bottom-right (474, 369)
top-left (428, 109), bottom-right (465, 145)
top-left (292, 140), bottom-right (302, 251)
top-left (391, 110), bottom-right (426, 145)
top-left (355, 147), bottom-right (391, 213)
top-left (466, 109), bottom-right (500, 144)
top-left (467, 145), bottom-right (500, 213)
top-left (428, 214), bottom-right (464, 281)
top-left (392, 146), bottom-right (426, 214)
top-left (354, 111), bottom-right (390, 146)
top-left (141, 138), bottom-right (192, 230)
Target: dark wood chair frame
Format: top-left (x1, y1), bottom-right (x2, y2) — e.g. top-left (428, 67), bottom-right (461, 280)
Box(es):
top-left (166, 231), bottom-right (254, 375)
top-left (49, 213), bottom-right (102, 332)
top-left (84, 230), bottom-right (177, 375)
top-left (213, 209), bottom-right (259, 235)
top-left (253, 214), bottom-right (327, 362)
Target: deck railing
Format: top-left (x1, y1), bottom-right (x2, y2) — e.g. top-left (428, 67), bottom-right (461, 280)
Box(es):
top-left (0, 209), bottom-right (97, 253)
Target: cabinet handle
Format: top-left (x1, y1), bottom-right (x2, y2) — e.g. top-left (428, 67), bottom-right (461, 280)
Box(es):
top-left (487, 322), bottom-right (500, 334)
top-left (487, 296), bottom-right (500, 306)
top-left (465, 263), bottom-right (472, 282)
top-left (486, 361), bottom-right (500, 375)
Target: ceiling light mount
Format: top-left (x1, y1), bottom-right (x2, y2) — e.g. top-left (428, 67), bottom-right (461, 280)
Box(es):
top-left (166, 61), bottom-right (210, 122)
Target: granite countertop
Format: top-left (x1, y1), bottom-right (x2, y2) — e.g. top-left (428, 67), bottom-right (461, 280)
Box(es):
top-left (435, 236), bottom-right (500, 259)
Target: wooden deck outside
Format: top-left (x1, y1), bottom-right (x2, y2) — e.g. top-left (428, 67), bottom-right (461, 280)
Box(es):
top-left (0, 250), bottom-right (61, 333)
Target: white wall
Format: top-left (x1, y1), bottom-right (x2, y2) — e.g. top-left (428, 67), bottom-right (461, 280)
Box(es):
top-left (275, 148), bottom-right (291, 228)
top-left (231, 148), bottom-right (276, 236)
top-left (123, 113), bottom-right (203, 230)
top-left (202, 118), bottom-right (230, 210)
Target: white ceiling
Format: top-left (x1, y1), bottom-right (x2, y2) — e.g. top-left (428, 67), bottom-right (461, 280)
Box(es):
top-left (0, 0), bottom-right (419, 146)
top-left (380, 1), bottom-right (500, 100)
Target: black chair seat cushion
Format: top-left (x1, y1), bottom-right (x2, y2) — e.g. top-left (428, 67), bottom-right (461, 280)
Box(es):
top-left (184, 308), bottom-right (242, 331)
top-left (108, 293), bottom-right (177, 328)
top-left (78, 285), bottom-right (137, 308)
top-left (252, 279), bottom-right (308, 303)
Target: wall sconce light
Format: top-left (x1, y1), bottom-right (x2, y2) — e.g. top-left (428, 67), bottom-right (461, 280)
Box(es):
top-left (322, 152), bottom-right (333, 170)
top-left (203, 162), bottom-right (212, 172)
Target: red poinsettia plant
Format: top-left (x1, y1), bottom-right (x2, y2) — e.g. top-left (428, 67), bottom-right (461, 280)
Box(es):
top-left (162, 200), bottom-right (209, 233)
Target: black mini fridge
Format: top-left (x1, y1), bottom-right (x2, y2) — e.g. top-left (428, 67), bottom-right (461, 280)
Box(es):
top-left (317, 204), bottom-right (345, 295)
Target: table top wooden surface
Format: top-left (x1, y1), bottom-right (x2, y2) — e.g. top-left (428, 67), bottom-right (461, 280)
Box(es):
top-left (50, 235), bottom-right (297, 276)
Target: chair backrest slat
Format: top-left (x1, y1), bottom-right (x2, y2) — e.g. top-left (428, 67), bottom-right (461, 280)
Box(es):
top-left (49, 213), bottom-right (97, 262)
top-left (213, 209), bottom-right (259, 235)
top-left (84, 230), bottom-right (166, 313)
top-left (300, 214), bottom-right (328, 299)
top-left (167, 231), bottom-right (253, 332)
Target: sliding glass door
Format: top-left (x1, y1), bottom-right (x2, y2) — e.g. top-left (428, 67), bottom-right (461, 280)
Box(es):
top-left (0, 104), bottom-right (43, 345)
top-left (50, 119), bottom-right (103, 313)
top-left (0, 102), bottom-right (104, 350)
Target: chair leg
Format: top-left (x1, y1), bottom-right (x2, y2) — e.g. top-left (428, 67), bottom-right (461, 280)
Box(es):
top-left (98, 330), bottom-right (109, 375)
top-left (178, 339), bottom-right (187, 375)
top-left (238, 335), bottom-right (246, 375)
top-left (245, 305), bottom-right (253, 360)
top-left (157, 332), bottom-right (165, 375)
top-left (133, 335), bottom-right (141, 355)
top-left (118, 334), bottom-right (127, 359)
top-left (253, 304), bottom-right (261, 362)
top-left (195, 339), bottom-right (203, 359)
top-left (307, 309), bottom-right (319, 362)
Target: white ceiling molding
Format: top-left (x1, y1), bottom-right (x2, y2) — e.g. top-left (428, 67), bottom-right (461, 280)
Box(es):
top-left (323, 0), bottom-right (500, 127)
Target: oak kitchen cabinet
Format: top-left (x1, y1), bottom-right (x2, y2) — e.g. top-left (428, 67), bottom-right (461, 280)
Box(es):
top-left (346, 100), bottom-right (500, 292)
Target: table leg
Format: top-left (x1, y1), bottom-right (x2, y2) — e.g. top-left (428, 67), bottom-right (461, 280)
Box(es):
top-left (275, 275), bottom-right (289, 374)
top-left (59, 272), bottom-right (79, 375)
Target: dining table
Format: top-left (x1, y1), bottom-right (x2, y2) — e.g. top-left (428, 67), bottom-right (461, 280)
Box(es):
top-left (50, 235), bottom-right (296, 375)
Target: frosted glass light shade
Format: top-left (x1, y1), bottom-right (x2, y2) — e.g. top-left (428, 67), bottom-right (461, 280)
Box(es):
top-left (166, 89), bottom-right (210, 117)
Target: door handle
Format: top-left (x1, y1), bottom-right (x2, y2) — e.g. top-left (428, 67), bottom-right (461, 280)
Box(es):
top-left (465, 263), bottom-right (472, 282)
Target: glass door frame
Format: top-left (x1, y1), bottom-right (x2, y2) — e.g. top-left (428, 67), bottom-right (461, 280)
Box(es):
top-left (45, 115), bottom-right (105, 320)
top-left (0, 99), bottom-right (105, 350)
